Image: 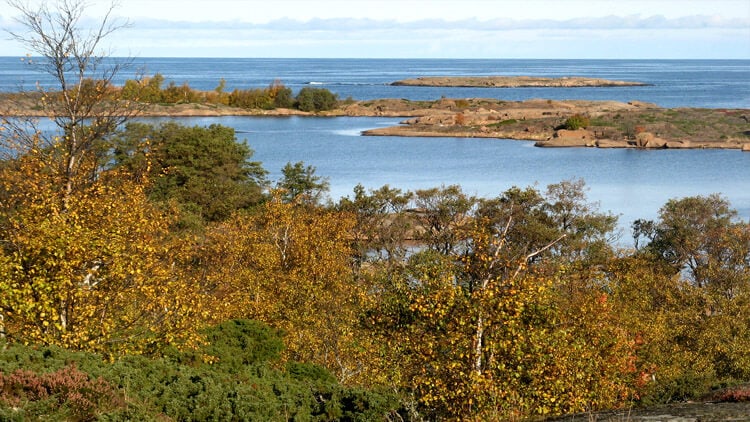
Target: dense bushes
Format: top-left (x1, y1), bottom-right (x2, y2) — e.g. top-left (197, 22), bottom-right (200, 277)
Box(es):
top-left (119, 75), bottom-right (337, 112)
top-left (3, 106), bottom-right (749, 419)
top-left (0, 320), bottom-right (403, 420)
top-left (111, 122), bottom-right (268, 224)
top-left (563, 113), bottom-right (591, 130)
top-left (295, 87), bottom-right (339, 112)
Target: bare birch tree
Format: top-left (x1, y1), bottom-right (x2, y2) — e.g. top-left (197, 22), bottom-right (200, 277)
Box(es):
top-left (2, 0), bottom-right (139, 209)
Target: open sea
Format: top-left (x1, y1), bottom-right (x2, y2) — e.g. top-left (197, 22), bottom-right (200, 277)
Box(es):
top-left (1, 57), bottom-right (749, 236)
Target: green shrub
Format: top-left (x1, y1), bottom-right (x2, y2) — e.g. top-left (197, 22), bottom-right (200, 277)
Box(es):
top-left (269, 81), bottom-right (294, 108)
top-left (169, 319), bottom-right (285, 371)
top-left (563, 113), bottom-right (591, 130)
top-left (295, 87), bottom-right (339, 112)
top-left (0, 321), bottom-right (404, 420)
top-left (639, 371), bottom-right (717, 406)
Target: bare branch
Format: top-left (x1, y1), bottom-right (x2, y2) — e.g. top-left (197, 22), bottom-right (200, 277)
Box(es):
top-left (3, 0), bottom-right (138, 209)
top-left (512, 233), bottom-right (567, 280)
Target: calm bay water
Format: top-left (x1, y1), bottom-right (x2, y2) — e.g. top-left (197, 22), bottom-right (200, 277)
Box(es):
top-left (140, 115), bottom-right (750, 234)
top-left (2, 57), bottom-right (749, 232)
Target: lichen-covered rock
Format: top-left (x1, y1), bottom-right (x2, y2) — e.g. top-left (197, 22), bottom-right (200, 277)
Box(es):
top-left (554, 129), bottom-right (594, 140)
top-left (536, 138), bottom-right (590, 147)
top-left (636, 132), bottom-right (669, 148)
top-left (665, 141), bottom-right (690, 149)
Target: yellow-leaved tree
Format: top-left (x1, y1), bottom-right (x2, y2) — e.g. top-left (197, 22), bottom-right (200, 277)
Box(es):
top-left (0, 1), bottom-right (211, 354)
top-left (359, 183), bottom-right (639, 420)
top-left (0, 155), bottom-right (210, 354)
top-left (194, 195), bottom-right (368, 382)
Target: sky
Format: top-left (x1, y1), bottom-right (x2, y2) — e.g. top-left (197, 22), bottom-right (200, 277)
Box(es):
top-left (1, 0), bottom-right (749, 59)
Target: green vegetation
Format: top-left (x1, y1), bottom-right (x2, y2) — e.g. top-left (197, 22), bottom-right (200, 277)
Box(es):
top-left (111, 122), bottom-right (268, 224)
top-left (277, 161), bottom-right (331, 205)
top-left (120, 73), bottom-right (338, 112)
top-left (3, 112), bottom-right (750, 418)
top-left (295, 86), bottom-right (340, 112)
top-left (562, 113), bottom-right (591, 130)
top-left (0, 320), bottom-right (402, 420)
top-left (596, 108), bottom-right (750, 142)
top-left (1, 2), bottom-right (749, 420)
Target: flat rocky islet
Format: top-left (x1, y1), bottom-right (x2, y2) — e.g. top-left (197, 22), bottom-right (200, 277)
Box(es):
top-left (352, 97), bottom-right (750, 150)
top-left (2, 83), bottom-right (748, 151)
top-left (391, 75), bottom-right (649, 88)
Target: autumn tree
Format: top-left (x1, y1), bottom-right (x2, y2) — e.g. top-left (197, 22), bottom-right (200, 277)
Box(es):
top-left (0, 1), bottom-right (213, 355)
top-left (543, 179), bottom-right (618, 261)
top-left (363, 221), bottom-right (637, 419)
top-left (192, 196), bottom-right (367, 383)
top-left (337, 184), bottom-right (414, 268)
top-left (641, 194), bottom-right (750, 292)
top-left (3, 0), bottom-right (139, 209)
top-left (414, 185), bottom-right (475, 255)
top-left (360, 181), bottom-right (635, 419)
top-left (120, 73), bottom-right (165, 103)
top-left (624, 195), bottom-right (750, 398)
top-left (0, 158), bottom-right (211, 355)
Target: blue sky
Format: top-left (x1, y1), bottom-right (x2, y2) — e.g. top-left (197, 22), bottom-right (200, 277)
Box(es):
top-left (1, 0), bottom-right (749, 58)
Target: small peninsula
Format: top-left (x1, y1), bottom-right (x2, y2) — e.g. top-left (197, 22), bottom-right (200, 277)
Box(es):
top-left (352, 98), bottom-right (750, 150)
top-left (2, 89), bottom-right (748, 151)
top-left (391, 76), bottom-right (649, 88)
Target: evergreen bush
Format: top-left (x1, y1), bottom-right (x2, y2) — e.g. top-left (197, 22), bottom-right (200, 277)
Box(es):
top-left (295, 87), bottom-right (339, 112)
top-left (0, 321), bottom-right (403, 420)
top-left (563, 113), bottom-right (591, 130)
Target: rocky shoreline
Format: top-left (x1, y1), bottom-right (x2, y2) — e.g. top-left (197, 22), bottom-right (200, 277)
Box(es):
top-left (391, 76), bottom-right (649, 88)
top-left (2, 95), bottom-right (748, 150)
top-left (352, 98), bottom-right (750, 150)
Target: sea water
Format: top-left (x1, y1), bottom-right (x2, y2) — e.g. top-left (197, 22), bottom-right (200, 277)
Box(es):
top-left (2, 58), bottom-right (749, 233)
top-left (1, 58), bottom-right (748, 108)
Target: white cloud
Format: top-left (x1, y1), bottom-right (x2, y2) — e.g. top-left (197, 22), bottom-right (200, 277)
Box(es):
top-left (1, 2), bottom-right (748, 58)
top-left (128, 14), bottom-right (749, 32)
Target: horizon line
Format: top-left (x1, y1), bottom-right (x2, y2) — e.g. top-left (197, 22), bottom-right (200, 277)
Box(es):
top-left (1, 56), bottom-right (748, 61)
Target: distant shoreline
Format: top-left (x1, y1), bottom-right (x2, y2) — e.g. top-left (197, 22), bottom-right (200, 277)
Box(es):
top-left (2, 95), bottom-right (748, 151)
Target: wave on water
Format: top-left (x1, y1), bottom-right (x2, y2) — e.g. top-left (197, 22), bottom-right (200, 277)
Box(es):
top-left (332, 128), bottom-right (367, 136)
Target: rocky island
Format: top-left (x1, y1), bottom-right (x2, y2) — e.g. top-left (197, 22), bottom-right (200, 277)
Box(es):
top-left (2, 91), bottom-right (748, 151)
top-left (344, 98), bottom-right (749, 150)
top-left (391, 76), bottom-right (649, 88)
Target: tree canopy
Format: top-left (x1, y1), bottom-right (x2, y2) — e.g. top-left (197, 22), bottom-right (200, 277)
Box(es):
top-left (2, 2), bottom-right (749, 419)
top-left (111, 122), bottom-right (268, 223)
